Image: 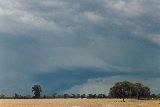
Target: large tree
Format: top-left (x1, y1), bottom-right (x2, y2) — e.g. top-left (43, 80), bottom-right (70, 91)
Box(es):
top-left (32, 84), bottom-right (42, 98)
top-left (109, 81), bottom-right (150, 101)
top-left (109, 81), bottom-right (134, 102)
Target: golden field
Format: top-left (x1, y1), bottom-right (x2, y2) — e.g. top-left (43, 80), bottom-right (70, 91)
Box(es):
top-left (0, 99), bottom-right (160, 107)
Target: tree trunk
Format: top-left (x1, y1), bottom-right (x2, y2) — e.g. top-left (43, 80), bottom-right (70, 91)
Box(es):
top-left (122, 97), bottom-right (125, 102)
top-left (137, 95), bottom-right (140, 100)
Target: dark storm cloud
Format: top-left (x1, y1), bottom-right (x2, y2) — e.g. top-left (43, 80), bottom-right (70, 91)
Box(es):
top-left (0, 0), bottom-right (160, 95)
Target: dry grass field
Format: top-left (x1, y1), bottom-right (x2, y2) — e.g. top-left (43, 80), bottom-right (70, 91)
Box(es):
top-left (0, 99), bottom-right (160, 107)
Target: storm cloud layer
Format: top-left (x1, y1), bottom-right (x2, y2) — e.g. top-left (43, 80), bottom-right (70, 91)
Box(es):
top-left (0, 0), bottom-right (160, 95)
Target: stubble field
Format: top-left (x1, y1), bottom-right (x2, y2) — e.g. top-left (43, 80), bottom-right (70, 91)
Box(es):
top-left (0, 99), bottom-right (159, 107)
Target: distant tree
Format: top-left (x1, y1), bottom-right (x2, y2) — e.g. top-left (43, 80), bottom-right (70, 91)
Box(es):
top-left (88, 94), bottom-right (97, 98)
top-left (24, 95), bottom-right (32, 99)
top-left (43, 95), bottom-right (46, 98)
top-left (52, 92), bottom-right (57, 98)
top-left (93, 94), bottom-right (97, 98)
top-left (14, 93), bottom-right (20, 99)
top-left (81, 94), bottom-right (86, 98)
top-left (150, 94), bottom-right (157, 99)
top-left (88, 94), bottom-right (93, 98)
top-left (0, 93), bottom-right (5, 99)
top-left (64, 94), bottom-right (70, 98)
top-left (32, 84), bottom-right (42, 98)
top-left (76, 94), bottom-right (81, 98)
top-left (71, 94), bottom-right (76, 98)
top-left (156, 93), bottom-right (160, 98)
top-left (98, 94), bottom-right (106, 98)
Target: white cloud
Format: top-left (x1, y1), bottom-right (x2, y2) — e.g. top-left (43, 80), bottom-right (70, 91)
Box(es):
top-left (18, 12), bottom-right (60, 31)
top-left (151, 35), bottom-right (160, 45)
top-left (132, 25), bottom-right (160, 46)
top-left (64, 75), bottom-right (160, 94)
top-left (83, 11), bottom-right (104, 23)
top-left (0, 0), bottom-right (60, 34)
top-left (41, 0), bottom-right (68, 7)
top-left (142, 34), bottom-right (160, 46)
top-left (105, 0), bottom-right (144, 17)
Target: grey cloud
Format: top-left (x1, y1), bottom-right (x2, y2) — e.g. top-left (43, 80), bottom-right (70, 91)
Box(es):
top-left (64, 75), bottom-right (160, 94)
top-left (0, 0), bottom-right (160, 95)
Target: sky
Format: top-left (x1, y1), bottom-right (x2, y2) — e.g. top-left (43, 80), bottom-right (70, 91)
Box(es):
top-left (0, 0), bottom-right (160, 96)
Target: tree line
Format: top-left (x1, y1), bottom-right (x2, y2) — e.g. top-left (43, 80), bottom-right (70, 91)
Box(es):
top-left (0, 80), bottom-right (160, 101)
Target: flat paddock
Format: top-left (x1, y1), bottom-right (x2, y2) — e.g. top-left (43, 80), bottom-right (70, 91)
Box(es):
top-left (0, 99), bottom-right (159, 107)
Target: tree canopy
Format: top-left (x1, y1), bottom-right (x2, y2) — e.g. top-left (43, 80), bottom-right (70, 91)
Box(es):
top-left (32, 84), bottom-right (42, 98)
top-left (109, 81), bottom-right (150, 101)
